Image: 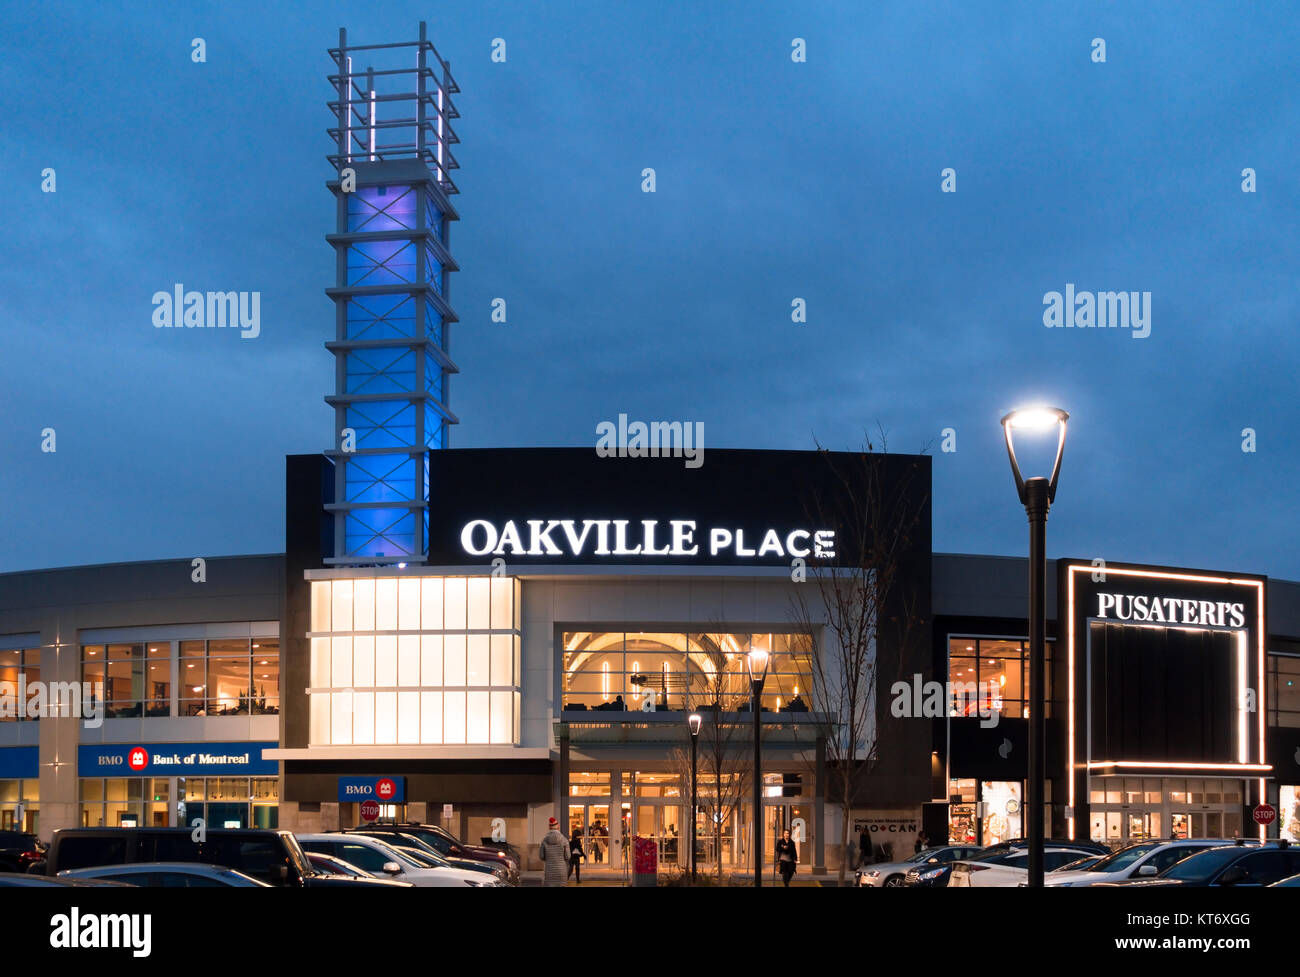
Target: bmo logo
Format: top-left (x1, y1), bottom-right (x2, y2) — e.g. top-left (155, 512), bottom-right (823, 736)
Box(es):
top-left (375, 778), bottom-right (397, 801)
top-left (127, 747), bottom-right (149, 771)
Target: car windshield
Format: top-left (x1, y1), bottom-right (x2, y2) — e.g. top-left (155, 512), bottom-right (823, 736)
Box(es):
top-left (1158, 847), bottom-right (1242, 882)
top-left (1088, 843), bottom-right (1160, 872)
top-left (365, 837), bottom-right (421, 869)
top-left (392, 833), bottom-right (450, 864)
top-left (908, 847), bottom-right (948, 863)
top-left (396, 847), bottom-right (439, 868)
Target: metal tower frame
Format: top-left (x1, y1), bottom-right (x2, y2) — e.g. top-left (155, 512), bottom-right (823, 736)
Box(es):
top-left (324, 23), bottom-right (460, 565)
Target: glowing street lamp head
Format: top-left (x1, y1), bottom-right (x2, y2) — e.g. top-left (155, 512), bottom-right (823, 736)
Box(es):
top-left (747, 646), bottom-right (770, 682)
top-left (688, 712), bottom-right (703, 736)
top-left (1000, 405), bottom-right (1069, 504)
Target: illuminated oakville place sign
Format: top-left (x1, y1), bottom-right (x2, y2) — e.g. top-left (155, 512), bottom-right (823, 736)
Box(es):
top-left (1095, 593), bottom-right (1246, 628)
top-left (459, 519), bottom-right (836, 560)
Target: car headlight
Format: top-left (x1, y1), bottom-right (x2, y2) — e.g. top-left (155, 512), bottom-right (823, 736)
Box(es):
top-left (465, 878), bottom-right (498, 887)
top-left (919, 867), bottom-right (945, 879)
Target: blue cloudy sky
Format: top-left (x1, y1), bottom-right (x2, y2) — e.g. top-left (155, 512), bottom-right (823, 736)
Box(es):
top-left (2, 1), bottom-right (1297, 577)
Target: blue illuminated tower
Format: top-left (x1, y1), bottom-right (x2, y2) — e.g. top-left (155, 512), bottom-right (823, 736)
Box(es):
top-left (325, 23), bottom-right (459, 564)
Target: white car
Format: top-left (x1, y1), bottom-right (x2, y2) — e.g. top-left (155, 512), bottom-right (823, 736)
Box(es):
top-left (949, 847), bottom-right (1090, 887)
top-left (296, 834), bottom-right (504, 887)
top-left (1045, 840), bottom-right (1248, 887)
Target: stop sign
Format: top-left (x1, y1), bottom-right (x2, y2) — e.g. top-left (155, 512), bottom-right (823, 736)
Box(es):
top-left (1253, 804), bottom-right (1277, 826)
top-left (360, 799), bottom-right (381, 822)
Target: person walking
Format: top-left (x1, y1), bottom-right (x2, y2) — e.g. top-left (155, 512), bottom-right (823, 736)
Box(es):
top-left (775, 829), bottom-right (798, 887)
top-left (540, 817), bottom-right (569, 887)
top-left (858, 827), bottom-right (872, 867)
top-left (567, 827), bottom-right (585, 884)
top-left (914, 829), bottom-right (929, 854)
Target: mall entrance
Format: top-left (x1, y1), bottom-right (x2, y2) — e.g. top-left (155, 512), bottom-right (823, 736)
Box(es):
top-left (1087, 776), bottom-right (1245, 846)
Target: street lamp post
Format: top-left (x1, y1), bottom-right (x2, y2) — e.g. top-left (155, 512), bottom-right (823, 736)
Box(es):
top-left (747, 642), bottom-right (771, 888)
top-left (688, 712), bottom-right (702, 883)
top-left (1000, 406), bottom-right (1068, 889)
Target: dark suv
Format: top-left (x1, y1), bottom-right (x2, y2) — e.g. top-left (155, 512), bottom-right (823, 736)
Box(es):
top-left (42, 828), bottom-right (401, 887)
top-left (0, 831), bottom-right (44, 873)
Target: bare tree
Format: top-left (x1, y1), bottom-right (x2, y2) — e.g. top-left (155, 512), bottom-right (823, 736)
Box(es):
top-left (668, 629), bottom-right (753, 882)
top-left (786, 434), bottom-right (930, 883)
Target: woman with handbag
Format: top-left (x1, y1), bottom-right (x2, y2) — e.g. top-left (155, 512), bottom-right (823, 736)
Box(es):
top-left (775, 829), bottom-right (797, 887)
top-left (568, 827), bottom-right (586, 884)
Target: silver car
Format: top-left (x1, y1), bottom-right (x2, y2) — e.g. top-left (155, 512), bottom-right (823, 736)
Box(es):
top-left (59, 862), bottom-right (270, 887)
top-left (856, 846), bottom-right (983, 887)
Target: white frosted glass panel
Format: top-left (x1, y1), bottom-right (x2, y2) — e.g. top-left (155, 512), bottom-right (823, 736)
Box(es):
top-left (375, 691), bottom-right (397, 744)
top-left (311, 582), bottom-right (331, 632)
top-left (420, 692), bottom-right (442, 743)
top-left (398, 636), bottom-right (420, 686)
top-left (467, 635), bottom-right (490, 686)
top-left (444, 634), bottom-right (466, 686)
top-left (398, 578), bottom-right (420, 630)
top-left (513, 580), bottom-right (521, 630)
top-left (491, 577), bottom-right (512, 630)
top-left (467, 691), bottom-right (490, 743)
top-left (352, 635), bottom-right (374, 688)
top-left (331, 637), bottom-right (352, 688)
top-left (331, 580), bottom-right (353, 632)
top-left (331, 691), bottom-right (353, 745)
top-left (352, 692), bottom-right (374, 745)
top-left (444, 578), bottom-right (467, 630)
top-left (490, 691), bottom-right (512, 744)
top-left (352, 578), bottom-right (375, 632)
top-left (310, 693), bottom-right (329, 744)
top-left (375, 578), bottom-right (398, 631)
top-left (467, 578), bottom-right (490, 629)
top-left (311, 638), bottom-right (330, 688)
top-left (375, 636), bottom-right (398, 687)
top-left (398, 691), bottom-right (420, 743)
top-left (443, 691), bottom-right (466, 744)
top-left (514, 636), bottom-right (521, 685)
top-left (420, 635), bottom-right (443, 686)
top-left (491, 635), bottom-right (512, 686)
top-left (421, 577), bottom-right (443, 630)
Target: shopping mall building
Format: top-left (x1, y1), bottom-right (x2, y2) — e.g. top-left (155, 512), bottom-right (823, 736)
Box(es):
top-left (2, 25), bottom-right (1298, 873)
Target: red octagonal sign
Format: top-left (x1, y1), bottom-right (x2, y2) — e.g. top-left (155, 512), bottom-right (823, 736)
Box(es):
top-left (360, 799), bottom-right (381, 822)
top-left (375, 778), bottom-right (396, 801)
top-left (1253, 804), bottom-right (1277, 826)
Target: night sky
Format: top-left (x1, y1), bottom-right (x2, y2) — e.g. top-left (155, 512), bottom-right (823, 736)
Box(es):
top-left (2, 1), bottom-right (1297, 577)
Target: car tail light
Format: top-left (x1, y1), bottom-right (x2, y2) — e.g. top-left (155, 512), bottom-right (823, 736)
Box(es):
top-left (967, 863), bottom-right (991, 872)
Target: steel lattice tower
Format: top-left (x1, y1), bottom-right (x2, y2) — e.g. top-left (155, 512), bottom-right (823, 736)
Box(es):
top-left (324, 23), bottom-right (460, 565)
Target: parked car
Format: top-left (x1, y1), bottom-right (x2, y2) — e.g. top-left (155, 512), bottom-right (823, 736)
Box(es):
top-left (297, 833), bottom-right (505, 887)
top-left (1099, 842), bottom-right (1300, 888)
top-left (59, 862), bottom-right (271, 887)
top-left (356, 822), bottom-right (518, 880)
top-left (0, 871), bottom-right (133, 887)
top-left (904, 838), bottom-right (1104, 887)
top-left (0, 831), bottom-right (44, 873)
top-left (1268, 872), bottom-right (1300, 887)
top-left (345, 828), bottom-right (508, 881)
top-left (857, 846), bottom-right (983, 888)
top-left (950, 847), bottom-right (1092, 887)
top-left (45, 828), bottom-right (317, 887)
top-left (1052, 855), bottom-right (1103, 873)
top-left (1046, 840), bottom-right (1244, 887)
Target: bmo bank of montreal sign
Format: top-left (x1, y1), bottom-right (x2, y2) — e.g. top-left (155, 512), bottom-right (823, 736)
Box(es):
top-left (78, 742), bottom-right (278, 777)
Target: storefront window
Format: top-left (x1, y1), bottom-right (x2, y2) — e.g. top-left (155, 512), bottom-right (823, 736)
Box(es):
top-left (82, 777), bottom-right (279, 829)
top-left (0, 649), bottom-right (40, 722)
top-left (948, 778), bottom-right (977, 843)
top-left (0, 779), bottom-right (38, 832)
top-left (980, 781), bottom-right (1022, 844)
top-left (308, 575), bottom-right (520, 745)
top-left (1268, 653), bottom-right (1300, 728)
top-left (561, 630), bottom-right (813, 713)
top-left (947, 637), bottom-right (1056, 718)
top-left (83, 638), bottom-right (277, 718)
top-left (1281, 786), bottom-right (1300, 844)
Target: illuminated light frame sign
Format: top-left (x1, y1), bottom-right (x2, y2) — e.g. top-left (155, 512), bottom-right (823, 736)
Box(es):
top-left (1062, 562), bottom-right (1269, 840)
